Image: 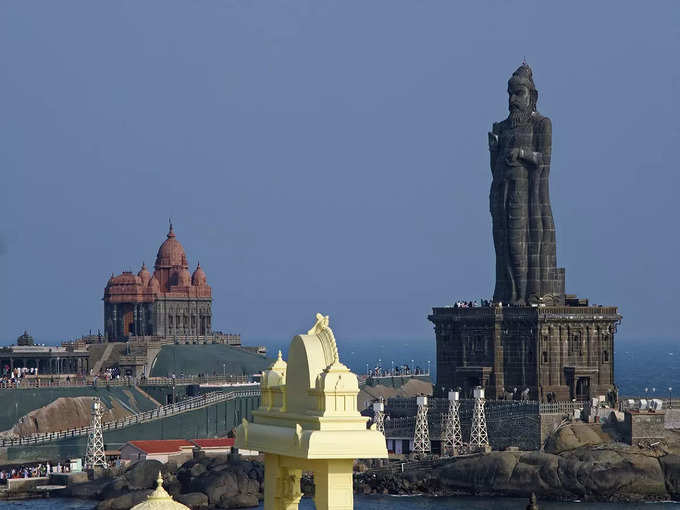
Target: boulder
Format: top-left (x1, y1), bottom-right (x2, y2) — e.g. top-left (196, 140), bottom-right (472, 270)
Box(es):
top-left (218, 492), bottom-right (259, 508)
top-left (99, 477), bottom-right (130, 500)
top-left (190, 463), bottom-right (207, 477)
top-left (96, 489), bottom-right (152, 510)
top-left (124, 459), bottom-right (165, 490)
top-left (62, 477), bottom-right (111, 499)
top-left (544, 423), bottom-right (604, 454)
top-left (438, 452), bottom-right (519, 492)
top-left (192, 472), bottom-right (240, 504)
top-left (176, 491), bottom-right (210, 509)
top-left (660, 454), bottom-right (680, 498)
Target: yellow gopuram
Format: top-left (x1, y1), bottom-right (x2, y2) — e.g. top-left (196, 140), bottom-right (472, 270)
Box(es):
top-left (235, 313), bottom-right (387, 510)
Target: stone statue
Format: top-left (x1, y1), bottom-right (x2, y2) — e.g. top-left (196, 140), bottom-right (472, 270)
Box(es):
top-left (488, 63), bottom-right (564, 305)
top-left (526, 492), bottom-right (539, 510)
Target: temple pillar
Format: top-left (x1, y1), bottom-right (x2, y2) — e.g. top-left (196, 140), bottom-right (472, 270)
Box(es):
top-left (313, 459), bottom-right (354, 510)
top-left (263, 454), bottom-right (280, 510)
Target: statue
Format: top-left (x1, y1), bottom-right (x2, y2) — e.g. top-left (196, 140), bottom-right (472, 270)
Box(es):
top-left (488, 63), bottom-right (564, 305)
top-left (526, 492), bottom-right (539, 510)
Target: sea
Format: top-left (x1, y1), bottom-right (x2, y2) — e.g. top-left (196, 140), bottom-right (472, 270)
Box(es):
top-left (307, 336), bottom-right (680, 398)
top-left (0, 495), bottom-right (679, 510)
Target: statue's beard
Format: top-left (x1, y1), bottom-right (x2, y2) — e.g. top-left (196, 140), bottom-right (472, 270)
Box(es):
top-left (508, 107), bottom-right (532, 127)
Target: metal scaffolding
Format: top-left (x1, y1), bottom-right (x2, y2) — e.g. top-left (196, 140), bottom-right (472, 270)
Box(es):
top-left (441, 390), bottom-right (463, 455)
top-left (413, 395), bottom-right (431, 456)
top-left (85, 398), bottom-right (107, 469)
top-left (372, 399), bottom-right (385, 435)
top-left (469, 387), bottom-right (490, 451)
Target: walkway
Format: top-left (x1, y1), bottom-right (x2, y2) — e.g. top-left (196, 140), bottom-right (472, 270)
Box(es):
top-left (0, 388), bottom-right (260, 447)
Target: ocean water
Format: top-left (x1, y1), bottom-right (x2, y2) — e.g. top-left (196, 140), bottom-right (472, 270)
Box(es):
top-left (272, 337), bottom-right (680, 398)
top-left (1, 495), bottom-right (678, 509)
top-left (0, 499), bottom-right (95, 509)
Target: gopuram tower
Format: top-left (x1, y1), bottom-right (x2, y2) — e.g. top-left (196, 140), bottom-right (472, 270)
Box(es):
top-left (429, 64), bottom-right (621, 402)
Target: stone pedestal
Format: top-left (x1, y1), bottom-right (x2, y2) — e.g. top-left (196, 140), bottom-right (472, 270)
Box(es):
top-left (429, 305), bottom-right (621, 401)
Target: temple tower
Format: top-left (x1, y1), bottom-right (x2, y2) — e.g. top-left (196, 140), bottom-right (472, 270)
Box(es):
top-left (234, 313), bottom-right (386, 510)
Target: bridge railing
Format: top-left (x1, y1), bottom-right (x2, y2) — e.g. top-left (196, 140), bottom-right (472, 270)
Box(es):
top-left (0, 388), bottom-right (261, 447)
top-left (0, 374), bottom-right (256, 390)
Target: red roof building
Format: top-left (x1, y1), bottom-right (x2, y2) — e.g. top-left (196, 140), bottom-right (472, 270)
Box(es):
top-left (120, 438), bottom-right (236, 463)
top-left (104, 224), bottom-right (212, 340)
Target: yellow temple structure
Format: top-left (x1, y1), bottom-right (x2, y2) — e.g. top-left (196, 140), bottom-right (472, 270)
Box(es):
top-left (130, 472), bottom-right (189, 510)
top-left (235, 313), bottom-right (387, 510)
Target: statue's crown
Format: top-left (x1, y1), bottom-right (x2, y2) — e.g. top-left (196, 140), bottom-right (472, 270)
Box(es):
top-left (509, 63), bottom-right (536, 90)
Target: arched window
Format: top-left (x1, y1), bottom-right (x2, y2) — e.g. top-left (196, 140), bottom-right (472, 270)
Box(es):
top-left (603, 350), bottom-right (609, 362)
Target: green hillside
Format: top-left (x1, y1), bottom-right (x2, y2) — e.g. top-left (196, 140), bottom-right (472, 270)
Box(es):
top-left (150, 344), bottom-right (273, 377)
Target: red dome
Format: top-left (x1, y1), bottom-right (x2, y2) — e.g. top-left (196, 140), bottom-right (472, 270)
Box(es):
top-left (107, 271), bottom-right (142, 287)
top-left (137, 262), bottom-right (151, 286)
top-left (148, 275), bottom-right (160, 294)
top-left (192, 263), bottom-right (207, 286)
top-left (155, 224), bottom-right (188, 269)
top-left (174, 267), bottom-right (191, 287)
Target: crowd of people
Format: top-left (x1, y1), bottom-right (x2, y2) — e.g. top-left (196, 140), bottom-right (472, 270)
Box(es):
top-left (0, 367), bottom-right (41, 388)
top-left (367, 363), bottom-right (427, 378)
top-left (452, 299), bottom-right (493, 308)
top-left (0, 462), bottom-right (71, 481)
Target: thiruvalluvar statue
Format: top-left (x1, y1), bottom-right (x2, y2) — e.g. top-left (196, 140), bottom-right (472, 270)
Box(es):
top-left (488, 63), bottom-right (564, 305)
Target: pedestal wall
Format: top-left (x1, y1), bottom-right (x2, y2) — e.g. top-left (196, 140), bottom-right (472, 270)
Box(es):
top-left (429, 305), bottom-right (621, 402)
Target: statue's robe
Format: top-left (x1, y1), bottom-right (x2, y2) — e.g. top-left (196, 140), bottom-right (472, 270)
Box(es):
top-left (489, 112), bottom-right (561, 304)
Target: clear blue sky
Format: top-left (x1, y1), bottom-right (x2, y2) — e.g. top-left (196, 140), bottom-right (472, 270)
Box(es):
top-left (1, 1), bottom-right (678, 346)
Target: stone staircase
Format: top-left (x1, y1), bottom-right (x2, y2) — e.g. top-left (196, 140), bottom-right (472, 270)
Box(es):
top-left (91, 343), bottom-right (115, 375)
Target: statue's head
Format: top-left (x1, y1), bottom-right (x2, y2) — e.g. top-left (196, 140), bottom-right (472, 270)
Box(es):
top-left (507, 63), bottom-right (538, 116)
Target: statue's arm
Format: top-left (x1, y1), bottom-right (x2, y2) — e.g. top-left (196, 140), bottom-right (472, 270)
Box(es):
top-left (488, 123), bottom-right (501, 173)
top-left (519, 117), bottom-right (552, 167)
top-left (536, 116), bottom-right (552, 166)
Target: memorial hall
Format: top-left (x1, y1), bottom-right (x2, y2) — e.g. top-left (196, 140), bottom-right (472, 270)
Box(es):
top-left (429, 64), bottom-right (621, 402)
top-left (104, 224), bottom-right (213, 341)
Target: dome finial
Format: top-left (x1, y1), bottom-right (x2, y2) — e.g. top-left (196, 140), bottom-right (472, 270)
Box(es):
top-left (168, 218), bottom-right (175, 238)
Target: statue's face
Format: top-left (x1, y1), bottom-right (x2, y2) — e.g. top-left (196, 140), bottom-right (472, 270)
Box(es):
top-left (508, 83), bottom-right (531, 113)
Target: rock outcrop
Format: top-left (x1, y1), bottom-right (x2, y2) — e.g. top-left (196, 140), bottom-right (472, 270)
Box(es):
top-left (63, 455), bottom-right (263, 509)
top-left (0, 397), bottom-right (131, 438)
top-left (355, 424), bottom-right (678, 503)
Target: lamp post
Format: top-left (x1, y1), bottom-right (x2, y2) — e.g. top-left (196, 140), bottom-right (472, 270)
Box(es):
top-left (223, 363), bottom-right (226, 378)
top-left (669, 387), bottom-right (673, 409)
top-left (427, 360), bottom-right (431, 375)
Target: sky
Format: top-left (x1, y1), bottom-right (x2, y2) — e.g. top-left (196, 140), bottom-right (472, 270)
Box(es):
top-left (0, 1), bottom-right (678, 348)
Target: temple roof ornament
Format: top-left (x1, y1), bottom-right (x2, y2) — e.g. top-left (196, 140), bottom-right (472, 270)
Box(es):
top-left (235, 312), bottom-right (386, 459)
top-left (130, 471), bottom-right (189, 510)
top-left (306, 313), bottom-right (339, 365)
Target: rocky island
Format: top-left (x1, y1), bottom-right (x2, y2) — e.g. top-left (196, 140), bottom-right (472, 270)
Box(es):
top-left (356, 423), bottom-right (680, 503)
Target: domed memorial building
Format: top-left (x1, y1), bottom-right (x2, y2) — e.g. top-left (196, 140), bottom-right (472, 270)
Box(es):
top-left (104, 224), bottom-right (213, 341)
